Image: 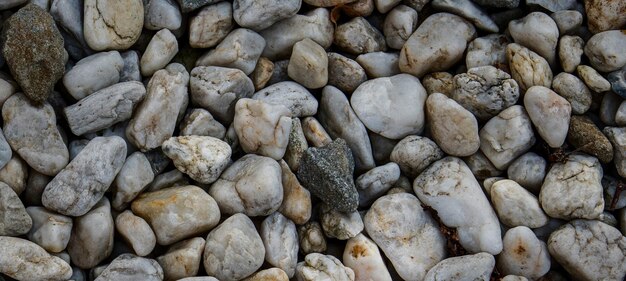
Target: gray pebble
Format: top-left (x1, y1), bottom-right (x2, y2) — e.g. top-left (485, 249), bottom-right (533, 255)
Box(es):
top-left (252, 81), bottom-right (319, 117)
top-left (319, 203), bottom-right (364, 240)
top-left (298, 221), bottom-right (327, 254)
top-left (0, 236), bottom-right (72, 280)
top-left (432, 0), bottom-right (498, 32)
top-left (176, 0), bottom-right (220, 12)
top-left (334, 17), bottom-right (386, 55)
top-left (355, 52), bottom-right (400, 78)
top-left (506, 152), bottom-right (546, 193)
top-left (188, 2), bottom-right (233, 48)
top-left (466, 34), bottom-right (509, 70)
top-left (67, 198), bottom-right (114, 269)
top-left (146, 169), bottom-right (188, 192)
top-left (383, 5), bottom-right (417, 49)
top-left (26, 206), bottom-right (72, 253)
top-left (143, 0), bottom-right (182, 31)
top-left (524, 86), bottom-right (571, 148)
top-left (233, 0), bottom-right (300, 31)
top-left (261, 212), bottom-right (299, 277)
top-left (180, 108), bottom-right (226, 139)
top-left (464, 150), bottom-right (502, 180)
top-left (288, 39), bottom-right (328, 89)
top-left (390, 135), bottom-right (444, 178)
top-left (63, 51), bottom-right (124, 100)
top-left (0, 182), bottom-right (32, 236)
top-left (552, 72), bottom-right (592, 114)
top-left (356, 162), bottom-right (400, 207)
top-left (22, 170), bottom-right (49, 206)
top-left (508, 12), bottom-right (559, 67)
top-left (424, 253), bottom-right (495, 281)
top-left (558, 35), bottom-right (584, 73)
top-left (196, 28), bottom-right (265, 75)
top-left (120, 51), bottom-right (142, 82)
top-left (601, 92), bottom-right (622, 126)
top-left (550, 10), bottom-right (582, 35)
top-left (115, 210), bottom-right (156, 256)
top-left (140, 28), bottom-right (179, 77)
top-left (609, 65), bottom-right (626, 98)
top-left (584, 30), bottom-right (626, 73)
top-left (0, 128), bottom-right (11, 170)
top-left (94, 254), bottom-right (163, 281)
top-left (112, 152), bottom-right (155, 210)
top-left (0, 155), bottom-right (28, 195)
top-left (157, 237), bottom-right (205, 280)
top-left (490, 180), bottom-right (548, 228)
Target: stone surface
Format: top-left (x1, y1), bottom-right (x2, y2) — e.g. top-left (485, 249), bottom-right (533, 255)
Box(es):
top-left (67, 198), bottom-right (114, 269)
top-left (111, 152), bottom-right (155, 210)
top-left (334, 17), bottom-right (386, 55)
top-left (298, 221), bottom-right (327, 254)
top-left (121, 50), bottom-right (142, 82)
top-left (162, 136), bottom-right (231, 184)
top-left (84, 0), bottom-right (144, 50)
top-left (284, 118), bottom-right (308, 171)
top-left (498, 226), bottom-right (551, 279)
top-left (552, 72), bottom-right (592, 114)
top-left (432, 0), bottom-right (498, 32)
top-left (426, 92), bottom-right (480, 157)
top-left (243, 268), bottom-right (289, 281)
top-left (196, 28), bottom-right (265, 75)
top-left (0, 236), bottom-right (72, 281)
top-left (188, 2), bottom-right (233, 48)
top-left (144, 0), bottom-right (182, 31)
top-left (251, 57), bottom-right (275, 91)
top-left (0, 182), bottom-right (32, 236)
top-left (233, 0), bottom-right (300, 31)
top-left (424, 253), bottom-right (495, 281)
top-left (63, 51), bottom-right (124, 100)
top-left (422, 72), bottom-right (455, 96)
top-left (524, 86), bottom-right (571, 148)
top-left (506, 152), bottom-right (546, 193)
top-left (390, 135), bottom-right (444, 178)
top-left (115, 210), bottom-right (156, 256)
top-left (506, 43), bottom-right (552, 92)
top-left (204, 213), bottom-right (265, 281)
top-left (508, 12), bottom-right (558, 67)
top-left (356, 52), bottom-right (400, 78)
top-left (302, 117), bottom-right (332, 148)
top-left (343, 233), bottom-right (392, 281)
top-left (319, 203), bottom-right (363, 240)
top-left (94, 254), bottom-right (163, 281)
top-left (157, 237), bottom-right (205, 280)
top-left (578, 65), bottom-right (612, 93)
top-left (584, 30), bottom-right (626, 73)
top-left (261, 212), bottom-right (299, 277)
top-left (356, 162), bottom-right (400, 207)
top-left (141, 28), bottom-right (178, 77)
top-left (585, 0), bottom-right (626, 34)
top-left (466, 34), bottom-right (509, 70)
top-left (559, 35), bottom-right (584, 73)
top-left (610, 66), bottom-right (626, 99)
top-left (491, 179), bottom-right (548, 228)
top-left (383, 5), bottom-right (417, 49)
top-left (0, 155), bottom-right (28, 195)
top-left (288, 38), bottom-right (328, 89)
top-left (365, 193), bottom-right (446, 280)
top-left (179, 108), bottom-right (227, 139)
top-left (2, 4), bottom-right (67, 103)
top-left (132, 185), bottom-right (220, 245)
top-left (295, 253), bottom-right (355, 281)
top-left (252, 81), bottom-right (319, 118)
top-left (278, 160), bottom-right (312, 224)
top-left (234, 98), bottom-right (292, 160)
top-left (550, 10), bottom-right (582, 35)
top-left (568, 115), bottom-right (614, 164)
top-left (176, 0), bottom-right (219, 12)
top-left (604, 127), bottom-right (626, 178)
top-left (26, 206), bottom-right (71, 253)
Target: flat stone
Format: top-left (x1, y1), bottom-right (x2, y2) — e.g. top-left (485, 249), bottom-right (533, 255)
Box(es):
top-left (539, 154), bottom-right (604, 220)
top-left (508, 12), bottom-right (558, 67)
top-left (26, 206), bottom-right (72, 253)
top-left (506, 43), bottom-right (553, 92)
top-left (506, 152), bottom-right (546, 193)
top-left (559, 35), bottom-right (584, 73)
top-left (320, 203), bottom-right (363, 240)
top-left (278, 160), bottom-right (312, 225)
top-left (295, 253), bottom-right (355, 281)
top-left (491, 180), bottom-right (548, 228)
top-left (297, 138), bottom-right (359, 213)
top-left (365, 193), bottom-right (446, 280)
top-left (498, 226), bottom-right (551, 279)
top-left (84, 0), bottom-right (144, 50)
top-left (162, 136), bottom-right (231, 184)
top-left (288, 39), bottom-right (328, 89)
top-left (584, 30), bottom-right (626, 73)
top-left (356, 52), bottom-right (400, 78)
top-left (188, 2), bottom-right (233, 48)
top-left (298, 221), bottom-right (327, 254)
top-left (426, 92), bottom-right (480, 157)
top-left (432, 0), bottom-right (498, 32)
top-left (252, 81), bottom-right (319, 117)
top-left (2, 4), bottom-right (67, 103)
top-left (567, 115), bottom-right (613, 164)
top-left (356, 162), bottom-right (400, 207)
top-left (552, 72), bottom-right (592, 114)
top-left (261, 212), bottom-right (299, 277)
top-left (64, 51), bottom-right (124, 100)
top-left (0, 182), bottom-right (32, 236)
top-left (95, 254), bottom-right (163, 281)
top-left (414, 157), bottom-right (503, 254)
top-left (204, 213), bottom-right (265, 281)
top-left (466, 34), bottom-right (509, 70)
top-left (115, 210), bottom-right (156, 256)
top-left (144, 0), bottom-right (182, 31)
top-left (383, 5), bottom-right (417, 49)
top-left (0, 236), bottom-right (72, 280)
top-left (196, 28), bottom-right (265, 75)
top-left (67, 198), bottom-right (114, 269)
top-left (424, 253), bottom-right (495, 281)
top-left (180, 108), bottom-right (226, 139)
top-left (577, 65), bottom-right (612, 93)
top-left (132, 185), bottom-right (221, 245)
top-left (233, 0), bottom-right (300, 31)
top-left (140, 28), bottom-right (179, 77)
top-left (585, 0), bottom-right (626, 34)
top-left (209, 154), bottom-right (283, 216)
top-left (548, 220), bottom-right (626, 280)
top-left (157, 237), bottom-right (205, 280)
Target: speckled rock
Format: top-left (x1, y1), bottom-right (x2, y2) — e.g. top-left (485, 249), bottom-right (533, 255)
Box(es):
top-left (179, 108), bottom-right (227, 139)
top-left (424, 253), bottom-right (495, 281)
top-left (0, 155), bottom-right (28, 195)
top-left (0, 182), bottom-right (32, 236)
top-left (176, 0), bottom-right (220, 12)
top-left (498, 226), bottom-right (551, 279)
top-left (506, 43), bottom-right (553, 92)
top-left (524, 86), bottom-right (571, 148)
top-left (143, 0), bottom-right (182, 31)
top-left (559, 35), bottom-right (584, 73)
top-left (94, 254), bottom-right (163, 281)
top-left (577, 65), bottom-right (612, 93)
top-left (83, 0), bottom-right (144, 51)
top-left (295, 253), bottom-right (355, 281)
top-left (426, 92), bottom-right (480, 157)
top-left (567, 115), bottom-right (613, 164)
top-left (585, 0), bottom-right (626, 34)
top-left (319, 203), bottom-right (363, 240)
top-left (0, 236), bottom-right (72, 281)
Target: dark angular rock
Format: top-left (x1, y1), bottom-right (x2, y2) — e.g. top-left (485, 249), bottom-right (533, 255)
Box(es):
top-left (297, 138), bottom-right (358, 213)
top-left (1, 4), bottom-right (67, 103)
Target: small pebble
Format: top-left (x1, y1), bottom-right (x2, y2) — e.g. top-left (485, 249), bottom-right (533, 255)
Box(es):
top-left (295, 253), bottom-right (355, 281)
top-left (188, 2), bottom-right (233, 48)
top-left (251, 81), bottom-right (319, 118)
top-left (67, 198), bottom-right (114, 269)
top-left (334, 17), bottom-right (386, 55)
top-left (389, 135), bottom-right (444, 178)
top-left (355, 52), bottom-right (400, 78)
top-left (558, 35), bottom-right (585, 73)
top-left (26, 206), bottom-right (71, 253)
top-left (382, 5), bottom-right (417, 49)
top-left (140, 28), bottom-right (179, 77)
top-left (466, 34), bottom-right (509, 70)
top-left (143, 0), bottom-right (182, 31)
top-left (426, 92), bottom-right (480, 157)
top-left (577, 65), bottom-right (612, 93)
top-left (506, 43), bottom-right (553, 92)
top-left (288, 39), bottom-right (328, 89)
top-left (356, 162), bottom-right (400, 207)
top-left (157, 237), bottom-right (205, 280)
top-left (62, 51), bottom-right (124, 100)
top-left (94, 254), bottom-right (163, 281)
top-left (196, 28), bottom-right (265, 75)
top-left (552, 72), bottom-right (592, 114)
top-left (342, 233), bottom-right (392, 281)
top-left (567, 115), bottom-right (614, 164)
top-left (319, 203), bottom-right (364, 240)
top-left (234, 98), bottom-right (292, 160)
top-left (162, 136), bottom-right (231, 184)
top-left (506, 152), bottom-right (546, 193)
top-left (298, 221), bottom-right (327, 254)
top-left (0, 182), bottom-right (32, 236)
top-left (498, 226), bottom-right (551, 279)
top-left (83, 0), bottom-right (144, 51)
top-left (524, 86), bottom-right (571, 148)
top-left (490, 179), bottom-right (548, 228)
top-left (424, 253), bottom-right (495, 281)
top-left (0, 236), bottom-right (72, 280)
top-left (278, 160), bottom-right (312, 225)
top-left (550, 10), bottom-right (582, 35)
top-left (327, 52), bottom-right (368, 93)
top-left (261, 212), bottom-right (299, 277)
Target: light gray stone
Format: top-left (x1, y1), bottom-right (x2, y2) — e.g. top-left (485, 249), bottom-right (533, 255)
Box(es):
top-left (26, 206), bottom-right (71, 253)
top-left (426, 92), bottom-right (480, 157)
top-left (115, 210), bottom-right (156, 257)
top-left (559, 35), bottom-right (585, 73)
top-left (551, 10), bottom-right (582, 35)
top-left (424, 253), bottom-right (495, 281)
top-left (162, 136), bottom-right (231, 184)
top-left (587, 30), bottom-right (626, 73)
top-left (464, 150), bottom-right (502, 180)
top-left (432, 0), bottom-right (498, 32)
top-left (390, 135), bottom-right (444, 178)
top-left (491, 180), bottom-right (548, 228)
top-left (111, 153), bottom-right (154, 210)
top-left (355, 52), bottom-right (400, 78)
top-left (63, 51), bottom-right (124, 100)
top-left (508, 12), bottom-right (559, 67)
top-left (0, 236), bottom-right (72, 280)
top-left (524, 86), bottom-right (571, 148)
top-left (196, 28), bottom-right (265, 75)
top-left (295, 253), bottom-right (355, 281)
top-left (143, 0), bottom-right (182, 31)
top-left (188, 2), bottom-right (233, 48)
top-left (334, 17), bottom-right (386, 55)
top-left (604, 127), bottom-right (626, 178)
top-left (288, 39), bottom-right (328, 89)
top-left (498, 226), bottom-right (551, 279)
top-left (0, 128), bottom-right (11, 172)
top-left (233, 0), bottom-right (300, 31)
top-left (252, 81), bottom-right (319, 118)
top-left (466, 34), bottom-right (510, 70)
top-left (298, 221), bottom-right (327, 254)
top-left (506, 152), bottom-right (546, 193)
top-left (578, 65), bottom-right (612, 93)
top-left (506, 43), bottom-right (553, 92)
top-left (180, 108), bottom-right (226, 139)
top-left (356, 162), bottom-right (400, 207)
top-left (0, 155), bottom-right (28, 195)
top-left (261, 212), bottom-right (299, 278)
top-left (320, 204), bottom-right (363, 240)
top-left (95, 254), bottom-right (163, 281)
top-left (140, 28), bottom-right (179, 77)
top-left (552, 72), bottom-right (592, 114)
top-left (67, 198), bottom-right (114, 269)
top-left (0, 182), bottom-right (31, 237)
top-left (383, 5), bottom-right (417, 49)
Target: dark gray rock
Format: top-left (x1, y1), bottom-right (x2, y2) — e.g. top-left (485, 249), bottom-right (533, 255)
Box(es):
top-left (609, 66), bottom-right (626, 99)
top-left (176, 0), bottom-right (219, 12)
top-left (297, 138), bottom-right (358, 213)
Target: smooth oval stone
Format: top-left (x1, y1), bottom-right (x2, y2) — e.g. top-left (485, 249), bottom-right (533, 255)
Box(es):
top-left (157, 237), bottom-right (205, 280)
top-left (414, 157), bottom-right (503, 254)
top-left (585, 0), bottom-right (626, 34)
top-left (188, 2), bottom-right (233, 48)
top-left (295, 253), bottom-right (355, 281)
top-left (26, 206), bottom-right (71, 253)
top-left (365, 193), bottom-right (446, 281)
top-left (506, 152), bottom-right (546, 193)
top-left (67, 198), bottom-right (114, 269)
top-left (584, 30), bottom-right (626, 73)
top-left (356, 162), bottom-right (400, 207)
top-left (261, 212), bottom-right (299, 277)
top-left (144, 0), bottom-right (182, 30)
top-left (0, 182), bottom-right (32, 236)
top-left (426, 92), bottom-right (480, 157)
top-left (424, 253), bottom-right (495, 281)
top-left (298, 221), bottom-right (327, 254)
top-left (491, 180), bottom-right (548, 228)
top-left (356, 52), bottom-right (400, 78)
top-left (432, 0), bottom-right (498, 32)
top-left (94, 254), bottom-right (163, 281)
top-left (234, 98), bottom-right (292, 160)
top-left (278, 160), bottom-right (312, 225)
top-left (196, 28), bottom-right (265, 75)
top-left (3, 93), bottom-right (69, 176)
top-left (320, 203), bottom-right (363, 240)
top-left (288, 38), bottom-right (328, 89)
top-left (334, 17), bottom-right (386, 55)
top-left (390, 135), bottom-right (444, 178)
top-left (41, 137), bottom-right (126, 216)
top-left (539, 154), bottom-right (604, 220)
top-left (210, 154), bottom-right (283, 216)
top-left (141, 28), bottom-right (178, 77)
top-left (466, 34), bottom-right (509, 70)
top-left (508, 12), bottom-right (559, 67)
top-left (383, 5), bottom-right (417, 50)
top-left (132, 185), bottom-right (220, 245)
top-left (351, 74), bottom-right (427, 139)
top-left (0, 236), bottom-right (72, 280)
top-left (498, 226), bottom-right (550, 279)
top-left (233, 0), bottom-right (300, 31)
top-left (399, 13), bottom-right (476, 77)
top-left (343, 233), bottom-right (392, 281)
top-left (559, 35), bottom-right (584, 73)
top-left (524, 86), bottom-right (571, 148)
top-left (115, 210), bottom-right (156, 256)
top-left (63, 51), bottom-right (124, 100)
top-left (84, 0), bottom-right (144, 51)
top-left (578, 65), bottom-right (612, 93)
top-left (479, 105), bottom-right (535, 170)
top-left (2, 4), bottom-right (67, 104)
top-left (162, 136), bottom-right (231, 184)
top-left (548, 220), bottom-right (626, 280)
top-left (126, 63), bottom-right (189, 151)
top-left (506, 43), bottom-right (552, 92)
top-left (552, 72), bottom-right (592, 114)
top-left (252, 81), bottom-right (319, 117)
top-left (204, 213), bottom-right (265, 281)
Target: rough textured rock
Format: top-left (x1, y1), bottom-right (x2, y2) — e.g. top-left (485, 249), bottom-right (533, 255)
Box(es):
top-left (334, 17), bottom-right (386, 55)
top-left (567, 115), bottom-right (614, 164)
top-left (319, 203), bottom-right (363, 240)
top-left (466, 34), bottom-right (509, 70)
top-left (298, 221), bottom-right (327, 254)
top-left (390, 135), bottom-right (444, 178)
top-left (234, 98), bottom-right (292, 160)
top-left (559, 35), bottom-right (584, 73)
top-left (426, 92), bottom-right (480, 157)
top-left (188, 2), bottom-right (233, 48)
top-left (179, 108), bottom-right (226, 139)
top-left (0, 236), bottom-right (72, 281)
top-left (95, 254), bottom-right (163, 281)
top-left (506, 43), bottom-right (552, 92)
top-left (295, 253), bottom-right (355, 281)
top-left (585, 0), bottom-right (626, 34)
top-left (83, 0), bottom-right (144, 50)
top-left (233, 0), bottom-right (300, 31)
top-left (196, 28), bottom-right (265, 75)
top-left (162, 136), bottom-right (231, 184)
top-left (251, 81), bottom-right (319, 118)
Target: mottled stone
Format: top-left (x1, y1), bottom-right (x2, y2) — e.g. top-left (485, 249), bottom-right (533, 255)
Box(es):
top-left (604, 127), bottom-right (626, 178)
top-left (0, 155), bottom-right (28, 195)
top-left (551, 10), bottom-right (582, 35)
top-left (295, 253), bottom-right (355, 281)
top-left (506, 152), bottom-right (546, 193)
top-left (466, 34), bottom-right (509, 70)
top-left (559, 35), bottom-right (584, 73)
top-left (524, 86), bottom-right (571, 148)
top-left (252, 81), bottom-right (319, 118)
top-left (302, 117), bottom-right (332, 148)
top-left (115, 210), bottom-right (155, 256)
top-left (432, 0), bottom-right (498, 32)
top-left (84, 0), bottom-right (144, 50)
top-left (506, 43), bottom-right (553, 92)
top-left (498, 226), bottom-right (551, 279)
top-left (577, 65), bottom-right (612, 93)
top-left (298, 221), bottom-right (327, 254)
top-left (491, 180), bottom-right (548, 228)
top-left (426, 92), bottom-right (480, 157)
top-left (288, 38), bottom-right (328, 89)
top-left (143, 0), bottom-right (182, 31)
top-left (464, 150), bottom-right (502, 180)
top-left (162, 136), bottom-right (231, 184)
top-left (26, 206), bottom-right (71, 253)
top-left (0, 236), bottom-right (72, 281)
top-left (552, 72), bottom-right (591, 114)
top-left (422, 72), bottom-right (455, 96)
top-left (334, 17), bottom-right (386, 55)
top-left (261, 212), bottom-right (299, 277)
top-left (233, 0), bottom-right (300, 31)
top-left (179, 108), bottom-right (226, 139)
top-left (585, 0), bottom-right (626, 34)
top-left (0, 182), bottom-right (31, 236)
top-left (320, 203), bottom-right (363, 240)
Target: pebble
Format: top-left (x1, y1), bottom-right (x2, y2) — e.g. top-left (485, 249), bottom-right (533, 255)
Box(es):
top-left (452, 65), bottom-right (520, 121)
top-left (548, 220), bottom-right (626, 280)
top-left (132, 185), bottom-right (220, 245)
top-left (506, 152), bottom-right (546, 193)
top-left (577, 65), bottom-right (612, 93)
top-left (243, 268), bottom-right (289, 281)
top-left (259, 8), bottom-right (334, 60)
top-left (601, 92), bottom-right (623, 126)
top-left (3, 93), bottom-right (68, 176)
top-left (422, 72), bottom-right (455, 95)
top-left (298, 221), bottom-right (327, 254)
top-left (204, 213), bottom-right (265, 281)
top-left (609, 66), bottom-right (626, 98)
top-left (356, 162), bottom-right (400, 206)
top-left (465, 150), bottom-right (503, 179)
top-left (63, 51), bottom-right (124, 100)
top-left (550, 10), bottom-right (582, 35)
top-left (604, 127), bottom-right (626, 178)
top-left (399, 13), bottom-right (476, 77)
top-left (251, 57), bottom-right (274, 91)
top-left (2, 4), bottom-right (67, 103)
top-left (318, 86), bottom-right (375, 171)
top-left (126, 63), bottom-right (189, 151)
top-left (0, 236), bottom-right (72, 281)
top-left (234, 98), bottom-right (292, 160)
top-left (189, 66), bottom-right (254, 123)
top-left (472, 0), bottom-right (518, 8)
top-left (303, 0), bottom-right (353, 6)
top-left (375, 0), bottom-right (400, 13)
top-left (115, 210), bottom-right (156, 256)
top-left (141, 29), bottom-right (178, 77)
top-left (343, 233), bottom-right (392, 281)
top-left (524, 86), bottom-right (571, 148)
top-left (157, 237), bottom-right (205, 280)
top-left (508, 12), bottom-right (558, 67)
top-left (261, 212), bottom-right (299, 277)
top-left (364, 193), bottom-right (446, 280)
top-left (584, 30), bottom-right (626, 73)
top-left (284, 119), bottom-right (307, 171)
top-left (196, 28), bottom-right (265, 75)
top-left (466, 34), bottom-right (509, 70)
top-left (552, 72), bottom-right (592, 114)
top-left (319, 203), bottom-right (363, 240)
top-left (94, 254), bottom-right (163, 281)
top-left (64, 81), bottom-right (146, 136)
top-left (25, 206), bottom-right (72, 253)
top-left (297, 138), bottom-right (359, 213)
top-left (558, 35), bottom-right (584, 73)
top-left (383, 5), bottom-right (417, 49)
top-left (568, 115), bottom-right (614, 164)
top-left (334, 17), bottom-right (386, 55)
top-left (389, 136), bottom-right (443, 178)
top-left (209, 154), bottom-right (283, 216)
top-left (176, 0), bottom-right (219, 12)
top-left (0, 74), bottom-right (17, 109)
top-left (162, 136), bottom-right (231, 184)
top-left (0, 155), bottom-right (28, 195)
top-left (539, 154), bottom-right (604, 220)
top-left (0, 182), bottom-right (31, 236)
top-left (302, 117), bottom-right (332, 147)
top-left (603, 176), bottom-right (626, 210)
top-left (252, 82), bottom-right (318, 118)
top-left (278, 160), bottom-right (311, 224)
top-left (423, 253), bottom-right (495, 281)
top-left (0, 0), bottom-right (27, 9)
top-left (295, 253), bottom-right (355, 281)
top-left (233, 0), bottom-right (300, 31)
top-left (355, 52), bottom-right (400, 78)
top-left (120, 51), bottom-right (142, 82)
top-left (414, 157), bottom-right (503, 254)
top-left (188, 2), bottom-right (233, 48)
top-left (584, 0), bottom-right (626, 34)
top-left (67, 198), bottom-right (114, 269)
top-left (490, 180), bottom-right (548, 228)
top-left (83, 0), bottom-right (144, 51)
top-left (426, 92), bottom-right (480, 157)
top-left (180, 109), bottom-right (226, 138)
top-left (287, 39), bottom-right (328, 89)
top-left (497, 226), bottom-right (551, 279)
top-left (618, 102), bottom-right (626, 126)
top-left (143, 0), bottom-right (182, 31)
top-left (327, 54), bottom-right (366, 94)
top-left (506, 43), bottom-right (553, 92)
top-left (432, 0), bottom-right (498, 32)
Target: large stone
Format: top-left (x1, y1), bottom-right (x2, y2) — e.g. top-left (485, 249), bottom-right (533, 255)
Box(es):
top-left (196, 28), bottom-right (265, 75)
top-left (0, 182), bottom-right (32, 236)
top-left (0, 236), bottom-right (72, 280)
top-left (162, 136), bottom-right (231, 184)
top-left (261, 212), bottom-right (299, 277)
top-left (1, 4), bottom-right (67, 103)
top-left (584, 30), bottom-right (626, 73)
top-left (84, 0), bottom-right (144, 50)
top-left (585, 0), bottom-right (626, 34)
top-left (506, 43), bottom-right (552, 92)
top-left (498, 226), bottom-right (551, 279)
